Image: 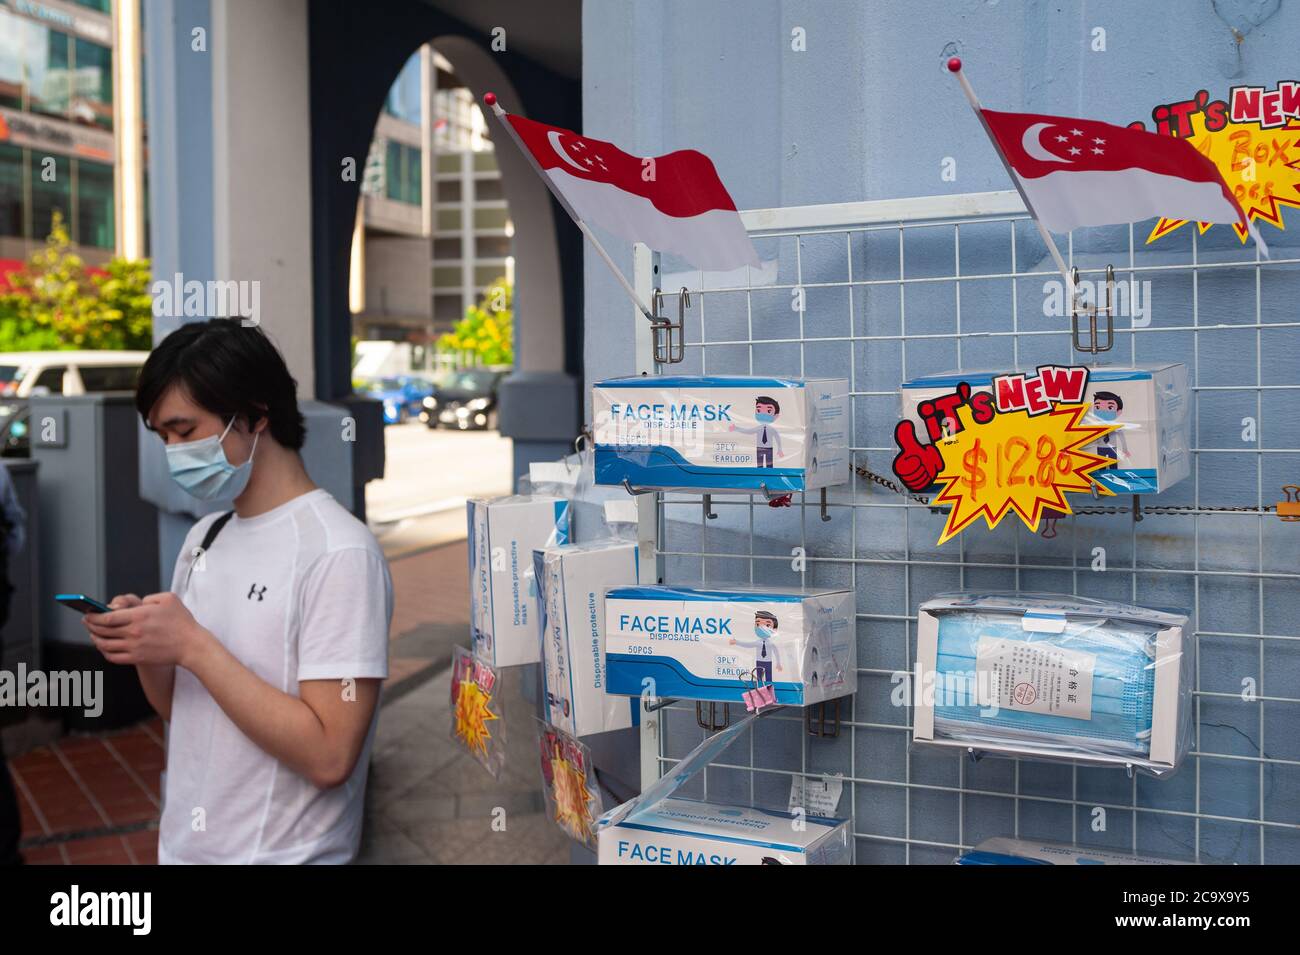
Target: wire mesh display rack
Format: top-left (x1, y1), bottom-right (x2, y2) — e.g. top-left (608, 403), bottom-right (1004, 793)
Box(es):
top-left (626, 190), bottom-right (1300, 864)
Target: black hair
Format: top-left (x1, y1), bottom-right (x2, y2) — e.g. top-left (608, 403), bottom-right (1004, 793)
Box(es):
top-left (1092, 391), bottom-right (1123, 411)
top-left (135, 318), bottom-right (307, 450)
top-left (755, 611), bottom-right (778, 628)
top-left (755, 395), bottom-right (780, 414)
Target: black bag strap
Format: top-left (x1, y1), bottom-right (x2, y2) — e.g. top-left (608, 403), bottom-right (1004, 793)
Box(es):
top-left (198, 509), bottom-right (236, 553)
top-left (183, 510), bottom-right (234, 592)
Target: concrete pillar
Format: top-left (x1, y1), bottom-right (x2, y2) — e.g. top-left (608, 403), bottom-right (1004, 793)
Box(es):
top-left (211, 0), bottom-right (316, 392)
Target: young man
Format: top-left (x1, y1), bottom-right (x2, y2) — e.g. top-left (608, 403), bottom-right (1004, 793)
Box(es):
top-left (83, 318), bottom-right (392, 864)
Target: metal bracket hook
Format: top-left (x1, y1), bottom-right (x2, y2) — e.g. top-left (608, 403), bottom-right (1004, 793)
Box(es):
top-left (1071, 265), bottom-right (1115, 356)
top-left (651, 287), bottom-right (688, 365)
top-left (695, 701), bottom-right (729, 731)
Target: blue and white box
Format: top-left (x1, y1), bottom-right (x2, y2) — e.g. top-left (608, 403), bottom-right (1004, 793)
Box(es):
top-left (900, 364), bottom-right (1190, 495)
top-left (914, 593), bottom-right (1192, 774)
top-left (592, 375), bottom-right (849, 493)
top-left (604, 584), bottom-right (856, 705)
top-left (533, 540), bottom-right (641, 737)
top-left (596, 704), bottom-right (851, 865)
top-left (598, 797), bottom-right (851, 866)
top-left (954, 837), bottom-right (1193, 866)
top-left (467, 495), bottom-right (570, 667)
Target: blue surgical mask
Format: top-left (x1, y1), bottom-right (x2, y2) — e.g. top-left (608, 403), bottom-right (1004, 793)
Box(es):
top-left (165, 416), bottom-right (259, 500)
top-left (930, 612), bottom-right (1157, 759)
top-left (1092, 408), bottom-right (1118, 422)
top-left (754, 412), bottom-right (776, 424)
top-left (755, 625), bottom-right (774, 640)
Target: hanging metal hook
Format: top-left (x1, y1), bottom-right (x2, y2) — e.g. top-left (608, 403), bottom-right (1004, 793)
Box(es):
top-left (1071, 265), bottom-right (1115, 355)
top-left (651, 287), bottom-right (688, 365)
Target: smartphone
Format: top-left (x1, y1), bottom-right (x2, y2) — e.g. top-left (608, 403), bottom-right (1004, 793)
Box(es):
top-left (54, 593), bottom-right (113, 614)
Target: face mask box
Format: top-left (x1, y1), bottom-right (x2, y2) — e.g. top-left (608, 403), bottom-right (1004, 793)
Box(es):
top-left (954, 837), bottom-right (1194, 866)
top-left (899, 363), bottom-right (1190, 495)
top-left (913, 593), bottom-right (1191, 775)
top-left (466, 495), bottom-right (570, 667)
top-left (533, 540), bottom-right (641, 737)
top-left (592, 376), bottom-right (849, 493)
top-left (604, 584), bottom-right (856, 706)
top-left (597, 797), bottom-right (851, 866)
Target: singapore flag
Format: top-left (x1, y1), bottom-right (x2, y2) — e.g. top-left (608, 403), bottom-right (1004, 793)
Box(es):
top-left (494, 106), bottom-right (759, 272)
top-left (981, 109), bottom-right (1266, 251)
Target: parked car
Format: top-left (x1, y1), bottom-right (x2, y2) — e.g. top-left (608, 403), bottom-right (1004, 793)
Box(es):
top-left (358, 375), bottom-right (434, 424)
top-left (0, 351), bottom-right (148, 456)
top-left (421, 369), bottom-right (506, 430)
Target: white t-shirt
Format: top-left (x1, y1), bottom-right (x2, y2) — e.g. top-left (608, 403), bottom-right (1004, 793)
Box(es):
top-left (159, 488), bottom-right (392, 864)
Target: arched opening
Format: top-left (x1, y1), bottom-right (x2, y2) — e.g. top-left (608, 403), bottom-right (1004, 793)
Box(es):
top-left (308, 3), bottom-right (584, 496)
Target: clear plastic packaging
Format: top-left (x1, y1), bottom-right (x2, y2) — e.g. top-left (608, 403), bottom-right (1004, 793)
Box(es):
top-left (591, 375), bottom-right (849, 493)
top-left (532, 539), bottom-right (641, 737)
top-left (466, 492), bottom-right (571, 667)
top-left (913, 592), bottom-right (1192, 776)
top-left (595, 712), bottom-right (851, 865)
top-left (603, 583), bottom-right (856, 705)
top-left (898, 364), bottom-right (1190, 494)
top-left (954, 836), bottom-right (1195, 866)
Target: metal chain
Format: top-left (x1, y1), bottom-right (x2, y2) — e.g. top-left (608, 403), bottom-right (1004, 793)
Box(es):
top-left (853, 465), bottom-right (1277, 516)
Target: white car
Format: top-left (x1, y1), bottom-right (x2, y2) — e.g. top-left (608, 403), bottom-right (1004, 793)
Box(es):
top-left (0, 350), bottom-right (149, 398)
top-left (0, 351), bottom-right (148, 456)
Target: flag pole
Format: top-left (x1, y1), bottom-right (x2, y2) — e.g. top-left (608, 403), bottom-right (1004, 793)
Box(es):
top-left (947, 58), bottom-right (1076, 298)
top-left (482, 92), bottom-right (659, 324)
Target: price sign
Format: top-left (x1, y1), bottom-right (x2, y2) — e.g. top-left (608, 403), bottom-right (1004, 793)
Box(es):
top-left (933, 402), bottom-right (1116, 544)
top-left (891, 366), bottom-right (1119, 545)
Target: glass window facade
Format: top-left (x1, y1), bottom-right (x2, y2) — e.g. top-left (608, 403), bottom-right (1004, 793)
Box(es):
top-left (30, 152), bottom-right (71, 240)
top-left (0, 144), bottom-right (22, 241)
top-left (76, 158), bottom-right (113, 248)
top-left (0, 146), bottom-right (114, 249)
top-left (384, 141), bottom-right (421, 206)
top-left (0, 9), bottom-right (112, 129)
top-left (383, 53), bottom-right (422, 126)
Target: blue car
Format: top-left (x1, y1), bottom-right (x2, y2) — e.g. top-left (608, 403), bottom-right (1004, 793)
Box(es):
top-left (360, 376), bottom-right (434, 424)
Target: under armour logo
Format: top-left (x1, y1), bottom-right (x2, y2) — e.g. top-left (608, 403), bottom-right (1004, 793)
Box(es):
top-left (247, 584), bottom-right (268, 601)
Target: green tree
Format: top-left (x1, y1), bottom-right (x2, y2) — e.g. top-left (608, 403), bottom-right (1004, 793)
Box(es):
top-left (436, 277), bottom-right (513, 366)
top-left (0, 211), bottom-right (152, 351)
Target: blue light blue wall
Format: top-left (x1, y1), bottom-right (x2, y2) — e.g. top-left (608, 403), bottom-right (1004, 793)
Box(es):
top-left (582, 0), bottom-right (1300, 863)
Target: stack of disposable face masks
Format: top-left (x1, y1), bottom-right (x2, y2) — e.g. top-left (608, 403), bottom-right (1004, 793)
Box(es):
top-left (913, 593), bottom-right (1192, 775)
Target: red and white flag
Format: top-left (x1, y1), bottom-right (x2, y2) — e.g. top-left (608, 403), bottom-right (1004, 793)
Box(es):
top-left (980, 109), bottom-right (1264, 250)
top-left (497, 110), bottom-right (759, 272)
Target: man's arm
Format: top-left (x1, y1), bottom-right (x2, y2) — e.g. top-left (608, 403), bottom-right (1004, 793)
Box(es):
top-left (183, 633), bottom-right (379, 788)
top-left (136, 665), bottom-right (176, 722)
top-left (88, 595), bottom-right (379, 788)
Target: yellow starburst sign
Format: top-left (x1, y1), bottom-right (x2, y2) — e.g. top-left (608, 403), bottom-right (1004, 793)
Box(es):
top-left (1143, 87), bottom-right (1300, 244)
top-left (454, 678), bottom-right (499, 759)
top-left (451, 647), bottom-right (505, 776)
top-left (932, 402), bottom-right (1118, 545)
top-left (539, 724), bottom-right (600, 849)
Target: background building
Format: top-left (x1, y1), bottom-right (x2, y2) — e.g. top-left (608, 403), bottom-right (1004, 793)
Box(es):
top-left (0, 0), bottom-right (123, 266)
top-left (352, 45), bottom-right (514, 357)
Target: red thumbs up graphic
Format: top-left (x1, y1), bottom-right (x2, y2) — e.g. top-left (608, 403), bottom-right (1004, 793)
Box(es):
top-left (892, 419), bottom-right (943, 491)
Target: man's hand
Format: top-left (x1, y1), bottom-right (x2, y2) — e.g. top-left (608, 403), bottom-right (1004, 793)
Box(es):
top-left (85, 592), bottom-right (209, 669)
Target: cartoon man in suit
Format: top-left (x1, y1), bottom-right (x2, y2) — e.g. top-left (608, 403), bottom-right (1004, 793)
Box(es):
top-left (730, 395), bottom-right (784, 468)
top-left (1087, 390), bottom-right (1128, 470)
top-left (730, 610), bottom-right (783, 684)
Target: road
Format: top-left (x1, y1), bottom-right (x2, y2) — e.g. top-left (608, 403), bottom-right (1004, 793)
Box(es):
top-left (365, 422), bottom-right (513, 558)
